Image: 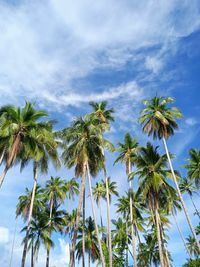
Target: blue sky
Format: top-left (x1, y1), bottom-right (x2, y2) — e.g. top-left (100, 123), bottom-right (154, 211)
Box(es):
top-left (0, 0), bottom-right (200, 266)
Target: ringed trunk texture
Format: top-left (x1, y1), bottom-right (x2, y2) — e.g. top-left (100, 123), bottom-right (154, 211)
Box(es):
top-left (163, 137), bottom-right (200, 253)
top-left (82, 189), bottom-right (85, 267)
top-left (69, 164), bottom-right (87, 267)
top-left (103, 163), bottom-right (113, 267)
top-left (128, 160), bottom-right (137, 267)
top-left (155, 208), bottom-right (165, 267)
top-left (21, 167), bottom-right (38, 267)
top-left (86, 163), bottom-right (106, 267)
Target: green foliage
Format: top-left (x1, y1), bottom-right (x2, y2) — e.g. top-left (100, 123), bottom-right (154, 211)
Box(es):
top-left (183, 258), bottom-right (200, 267)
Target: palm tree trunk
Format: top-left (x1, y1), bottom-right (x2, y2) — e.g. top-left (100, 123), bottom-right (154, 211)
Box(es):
top-left (0, 147), bottom-right (5, 165)
top-left (128, 160), bottom-right (137, 267)
top-left (125, 220), bottom-right (129, 267)
top-left (159, 222), bottom-right (170, 267)
top-left (9, 218), bottom-right (18, 267)
top-left (98, 201), bottom-right (103, 228)
top-left (103, 162), bottom-right (113, 267)
top-left (0, 134), bottom-right (21, 189)
top-left (69, 163), bottom-right (87, 267)
top-left (31, 244), bottom-right (34, 267)
top-left (163, 137), bottom-right (200, 253)
top-left (88, 251), bottom-right (91, 267)
top-left (46, 198), bottom-right (53, 267)
top-left (172, 209), bottom-right (192, 258)
top-left (155, 207), bottom-right (165, 267)
top-left (82, 188), bottom-right (85, 267)
top-left (0, 166), bottom-right (9, 189)
top-left (190, 195), bottom-right (200, 219)
top-left (21, 165), bottom-right (38, 267)
top-left (86, 162), bottom-right (106, 267)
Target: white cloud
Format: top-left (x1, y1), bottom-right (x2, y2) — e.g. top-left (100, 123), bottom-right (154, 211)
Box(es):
top-left (0, 0), bottom-right (199, 107)
top-left (185, 117), bottom-right (198, 126)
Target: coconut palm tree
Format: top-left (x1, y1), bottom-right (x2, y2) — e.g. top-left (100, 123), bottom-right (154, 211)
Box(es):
top-left (115, 133), bottom-right (140, 267)
top-left (89, 101), bottom-right (114, 267)
top-left (20, 120), bottom-right (60, 267)
top-left (133, 142), bottom-right (173, 267)
top-left (180, 178), bottom-right (200, 219)
top-left (185, 148), bottom-right (200, 188)
top-left (0, 102), bottom-right (53, 188)
top-left (65, 178), bottom-right (79, 211)
top-left (139, 96), bottom-right (200, 253)
top-left (76, 216), bottom-right (100, 267)
top-left (59, 117), bottom-right (106, 267)
top-left (44, 176), bottom-right (66, 267)
top-left (93, 181), bottom-right (106, 228)
top-left (21, 211), bottom-right (53, 267)
top-left (186, 235), bottom-right (200, 258)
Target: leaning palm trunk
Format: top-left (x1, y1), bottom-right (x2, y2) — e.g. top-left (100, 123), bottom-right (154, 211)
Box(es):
top-left (82, 189), bottom-right (86, 267)
top-left (163, 137), bottom-right (200, 253)
top-left (21, 165), bottom-right (38, 267)
top-left (155, 207), bottom-right (165, 267)
top-left (0, 147), bottom-right (5, 165)
top-left (46, 198), bottom-right (54, 267)
top-left (103, 162), bottom-right (113, 267)
top-left (172, 209), bottom-right (192, 258)
top-left (86, 162), bottom-right (106, 267)
top-left (189, 195), bottom-right (200, 219)
top-left (128, 160), bottom-right (137, 267)
top-left (69, 164), bottom-right (87, 267)
top-left (0, 134), bottom-right (21, 189)
top-left (9, 218), bottom-right (18, 267)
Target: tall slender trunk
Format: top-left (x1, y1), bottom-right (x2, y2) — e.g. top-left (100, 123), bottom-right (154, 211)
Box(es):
top-left (9, 218), bottom-right (18, 267)
top-left (31, 244), bottom-right (34, 267)
top-left (172, 209), bottom-right (192, 258)
top-left (128, 159), bottom-right (137, 267)
top-left (46, 197), bottom-right (54, 267)
top-left (82, 189), bottom-right (85, 267)
top-left (103, 162), bottom-right (112, 267)
top-left (86, 162), bottom-right (106, 267)
top-left (125, 220), bottom-right (129, 267)
top-left (21, 165), bottom-right (38, 267)
top-left (0, 147), bottom-right (5, 165)
top-left (69, 164), bottom-right (87, 267)
top-left (0, 166), bottom-right (9, 189)
top-left (155, 207), bottom-right (165, 267)
top-left (0, 134), bottom-right (21, 189)
top-left (163, 137), bottom-right (200, 253)
top-left (159, 221), bottom-right (170, 267)
top-left (88, 251), bottom-right (91, 267)
top-left (98, 201), bottom-right (103, 228)
top-left (189, 195), bottom-right (200, 219)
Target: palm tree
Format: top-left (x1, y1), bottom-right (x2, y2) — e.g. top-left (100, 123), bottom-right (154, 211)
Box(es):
top-left (65, 178), bottom-right (79, 211)
top-left (44, 176), bottom-right (66, 267)
top-left (76, 216), bottom-right (100, 267)
top-left (115, 133), bottom-right (140, 267)
top-left (21, 211), bottom-right (53, 267)
top-left (134, 142), bottom-right (173, 267)
top-left (59, 117), bottom-right (106, 267)
top-left (89, 101), bottom-right (114, 267)
top-left (93, 181), bottom-right (106, 228)
top-left (186, 235), bottom-right (200, 258)
top-left (20, 119), bottom-right (60, 267)
top-left (0, 102), bottom-right (51, 188)
top-left (139, 96), bottom-right (200, 253)
top-left (180, 178), bottom-right (200, 219)
top-left (185, 148), bottom-right (200, 188)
